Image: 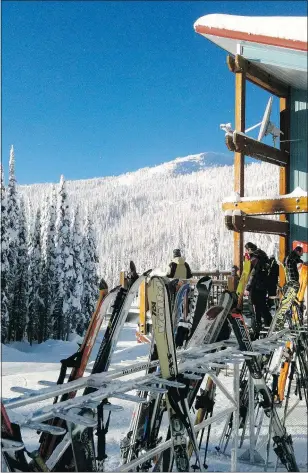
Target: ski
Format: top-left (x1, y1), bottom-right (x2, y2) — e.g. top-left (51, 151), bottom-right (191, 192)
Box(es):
top-left (148, 276), bottom-right (202, 473)
top-left (188, 276), bottom-right (212, 336)
top-left (187, 290), bottom-right (235, 348)
top-left (189, 377), bottom-right (216, 468)
top-left (174, 281), bottom-right (193, 348)
top-left (228, 311), bottom-right (299, 472)
top-left (54, 271), bottom-right (150, 472)
top-left (152, 290), bottom-right (235, 472)
top-left (39, 285), bottom-right (116, 462)
top-left (121, 279), bottom-right (191, 467)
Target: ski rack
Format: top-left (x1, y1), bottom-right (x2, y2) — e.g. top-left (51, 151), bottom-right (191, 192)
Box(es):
top-left (3, 330), bottom-right (292, 472)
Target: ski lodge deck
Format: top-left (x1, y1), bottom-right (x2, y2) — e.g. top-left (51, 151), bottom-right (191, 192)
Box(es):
top-left (194, 14), bottom-right (308, 280)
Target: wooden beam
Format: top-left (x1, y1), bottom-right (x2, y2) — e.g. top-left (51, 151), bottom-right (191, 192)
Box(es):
top-left (233, 68), bottom-right (246, 272)
top-left (225, 133), bottom-right (236, 152)
top-left (279, 96), bottom-right (290, 285)
top-left (227, 55), bottom-right (289, 98)
top-left (232, 215), bottom-right (289, 235)
top-left (232, 132), bottom-right (288, 166)
top-left (225, 214), bottom-right (235, 231)
top-left (222, 196), bottom-right (307, 215)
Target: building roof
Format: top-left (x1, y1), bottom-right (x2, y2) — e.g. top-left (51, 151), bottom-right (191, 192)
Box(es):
top-left (194, 14), bottom-right (307, 90)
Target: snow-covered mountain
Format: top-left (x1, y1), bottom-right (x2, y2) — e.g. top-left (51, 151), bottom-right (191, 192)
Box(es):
top-left (20, 152), bottom-right (279, 287)
top-left (140, 152), bottom-right (234, 175)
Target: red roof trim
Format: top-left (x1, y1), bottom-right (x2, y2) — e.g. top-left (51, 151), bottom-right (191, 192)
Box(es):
top-left (195, 24), bottom-right (307, 52)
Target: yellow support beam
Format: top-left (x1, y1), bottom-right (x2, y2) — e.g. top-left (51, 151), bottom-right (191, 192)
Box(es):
top-left (233, 67), bottom-right (246, 273)
top-left (222, 196), bottom-right (307, 216)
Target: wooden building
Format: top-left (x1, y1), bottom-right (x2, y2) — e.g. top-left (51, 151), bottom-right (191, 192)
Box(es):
top-left (194, 14), bottom-right (307, 279)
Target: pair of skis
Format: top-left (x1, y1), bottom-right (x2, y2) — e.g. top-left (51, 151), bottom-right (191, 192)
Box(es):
top-left (50, 271), bottom-right (151, 472)
top-left (147, 277), bottom-right (234, 472)
top-left (39, 282), bottom-right (111, 462)
top-left (2, 282), bottom-right (111, 473)
top-left (228, 310), bottom-right (299, 471)
top-left (120, 276), bottom-right (213, 469)
top-left (148, 276), bottom-right (202, 472)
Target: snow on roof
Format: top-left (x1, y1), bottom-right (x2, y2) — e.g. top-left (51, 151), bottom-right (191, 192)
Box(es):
top-left (194, 14), bottom-right (307, 49)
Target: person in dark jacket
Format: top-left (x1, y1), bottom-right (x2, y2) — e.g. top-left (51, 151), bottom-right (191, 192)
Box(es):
top-left (267, 255), bottom-right (280, 314)
top-left (166, 249), bottom-right (193, 279)
top-left (245, 242), bottom-right (272, 329)
top-left (284, 246), bottom-right (306, 288)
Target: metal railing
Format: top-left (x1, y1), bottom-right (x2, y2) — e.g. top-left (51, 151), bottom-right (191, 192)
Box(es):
top-left (191, 270), bottom-right (238, 307)
top-left (120, 270), bottom-right (240, 320)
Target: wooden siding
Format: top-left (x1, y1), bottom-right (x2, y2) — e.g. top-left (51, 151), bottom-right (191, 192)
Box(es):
top-left (289, 88), bottom-right (308, 253)
top-left (242, 44), bottom-right (307, 90)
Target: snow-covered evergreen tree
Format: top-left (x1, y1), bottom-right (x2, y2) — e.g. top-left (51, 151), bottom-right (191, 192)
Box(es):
top-left (54, 176), bottom-right (75, 340)
top-left (27, 208), bottom-right (44, 344)
top-left (6, 146), bottom-right (22, 340)
top-left (69, 206), bottom-right (84, 335)
top-left (1, 164), bottom-right (9, 342)
top-left (81, 210), bottom-right (99, 333)
top-left (11, 197), bottom-right (28, 341)
top-left (40, 188), bottom-right (57, 340)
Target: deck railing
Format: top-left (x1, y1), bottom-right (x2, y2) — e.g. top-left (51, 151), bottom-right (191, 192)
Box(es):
top-left (120, 269), bottom-right (240, 337)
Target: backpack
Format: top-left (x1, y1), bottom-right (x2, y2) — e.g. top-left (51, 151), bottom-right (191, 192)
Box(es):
top-left (252, 249), bottom-right (270, 290)
top-left (267, 257), bottom-right (279, 296)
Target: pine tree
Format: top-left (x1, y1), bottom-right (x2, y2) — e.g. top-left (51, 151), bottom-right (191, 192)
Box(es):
top-left (69, 206), bottom-right (84, 335)
top-left (11, 197), bottom-right (28, 341)
top-left (27, 208), bottom-right (44, 344)
top-left (1, 164), bottom-right (9, 343)
top-left (6, 146), bottom-right (21, 341)
top-left (81, 210), bottom-right (99, 334)
top-left (54, 176), bottom-right (75, 340)
top-left (40, 188), bottom-right (57, 341)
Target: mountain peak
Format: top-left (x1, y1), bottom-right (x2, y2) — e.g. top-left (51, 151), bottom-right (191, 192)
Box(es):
top-left (159, 152), bottom-right (233, 175)
top-left (136, 152), bottom-right (233, 178)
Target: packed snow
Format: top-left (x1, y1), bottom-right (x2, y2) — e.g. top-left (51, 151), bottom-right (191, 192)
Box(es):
top-left (194, 14), bottom-right (308, 44)
top-left (2, 321), bottom-right (308, 471)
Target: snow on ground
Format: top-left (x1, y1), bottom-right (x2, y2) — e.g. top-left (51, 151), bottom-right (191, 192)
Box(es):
top-left (2, 321), bottom-right (307, 471)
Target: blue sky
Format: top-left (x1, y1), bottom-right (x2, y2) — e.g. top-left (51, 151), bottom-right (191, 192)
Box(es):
top-left (2, 1), bottom-right (306, 185)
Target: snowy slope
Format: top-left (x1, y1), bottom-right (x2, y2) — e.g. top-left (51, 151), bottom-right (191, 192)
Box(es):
top-left (19, 153), bottom-right (279, 287)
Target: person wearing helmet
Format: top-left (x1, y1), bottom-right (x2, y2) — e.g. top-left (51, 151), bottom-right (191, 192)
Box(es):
top-left (166, 249), bottom-right (192, 279)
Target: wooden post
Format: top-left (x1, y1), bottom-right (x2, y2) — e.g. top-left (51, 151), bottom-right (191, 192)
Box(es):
top-left (234, 70), bottom-right (246, 273)
top-left (227, 275), bottom-right (238, 292)
top-left (279, 96), bottom-right (290, 286)
top-left (120, 270), bottom-right (128, 289)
